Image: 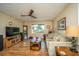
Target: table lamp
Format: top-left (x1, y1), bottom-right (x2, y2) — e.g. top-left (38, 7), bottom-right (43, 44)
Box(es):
top-left (65, 26), bottom-right (79, 52)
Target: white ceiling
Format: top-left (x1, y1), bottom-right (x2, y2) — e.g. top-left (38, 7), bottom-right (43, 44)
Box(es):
top-left (0, 3), bottom-right (69, 21)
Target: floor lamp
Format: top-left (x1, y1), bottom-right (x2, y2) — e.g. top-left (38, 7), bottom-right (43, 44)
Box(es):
top-left (66, 26), bottom-right (79, 52)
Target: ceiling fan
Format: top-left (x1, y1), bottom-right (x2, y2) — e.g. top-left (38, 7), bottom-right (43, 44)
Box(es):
top-left (21, 9), bottom-right (37, 19)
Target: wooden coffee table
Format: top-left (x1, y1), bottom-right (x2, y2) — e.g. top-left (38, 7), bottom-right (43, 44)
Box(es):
top-left (55, 47), bottom-right (79, 56)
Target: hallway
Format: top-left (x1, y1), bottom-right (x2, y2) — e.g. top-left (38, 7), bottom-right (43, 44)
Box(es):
top-left (0, 40), bottom-right (48, 56)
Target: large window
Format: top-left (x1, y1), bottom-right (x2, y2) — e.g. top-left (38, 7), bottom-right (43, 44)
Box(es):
top-left (31, 24), bottom-right (45, 33)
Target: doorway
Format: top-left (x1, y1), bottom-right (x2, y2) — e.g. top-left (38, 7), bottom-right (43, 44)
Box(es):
top-left (22, 25), bottom-right (28, 41)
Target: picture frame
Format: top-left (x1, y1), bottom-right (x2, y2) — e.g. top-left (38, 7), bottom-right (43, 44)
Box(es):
top-left (57, 17), bottom-right (66, 30)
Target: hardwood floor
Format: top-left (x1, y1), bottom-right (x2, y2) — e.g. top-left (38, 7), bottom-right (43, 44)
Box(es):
top-left (0, 40), bottom-right (48, 56)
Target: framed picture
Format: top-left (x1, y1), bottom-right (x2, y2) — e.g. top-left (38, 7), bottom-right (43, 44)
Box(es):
top-left (57, 17), bottom-right (66, 30)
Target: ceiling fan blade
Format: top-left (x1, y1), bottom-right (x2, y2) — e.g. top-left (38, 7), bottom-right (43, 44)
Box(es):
top-left (31, 16), bottom-right (36, 19)
top-left (21, 15), bottom-right (28, 16)
top-left (29, 9), bottom-right (34, 16)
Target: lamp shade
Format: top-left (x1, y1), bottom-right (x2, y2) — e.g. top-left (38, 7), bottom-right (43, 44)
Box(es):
top-left (65, 26), bottom-right (79, 37)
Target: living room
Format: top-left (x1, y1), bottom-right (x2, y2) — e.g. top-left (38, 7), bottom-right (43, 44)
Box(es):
top-left (0, 3), bottom-right (79, 56)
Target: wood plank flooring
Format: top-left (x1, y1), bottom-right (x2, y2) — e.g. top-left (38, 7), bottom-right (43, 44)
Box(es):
top-left (0, 40), bottom-right (48, 56)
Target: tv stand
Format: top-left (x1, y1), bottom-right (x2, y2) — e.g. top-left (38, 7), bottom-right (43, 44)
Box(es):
top-left (4, 34), bottom-right (21, 48)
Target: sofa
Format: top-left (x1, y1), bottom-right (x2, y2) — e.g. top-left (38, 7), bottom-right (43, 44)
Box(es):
top-left (46, 32), bottom-right (72, 56)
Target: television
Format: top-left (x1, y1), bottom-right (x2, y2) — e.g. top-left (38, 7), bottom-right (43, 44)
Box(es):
top-left (6, 27), bottom-right (20, 37)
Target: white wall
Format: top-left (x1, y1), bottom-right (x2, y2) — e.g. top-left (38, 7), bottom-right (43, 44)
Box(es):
top-left (23, 20), bottom-right (53, 37)
top-left (0, 12), bottom-right (23, 38)
top-left (53, 4), bottom-right (78, 36)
